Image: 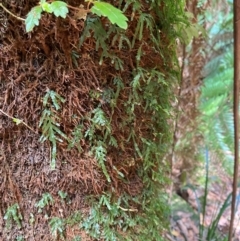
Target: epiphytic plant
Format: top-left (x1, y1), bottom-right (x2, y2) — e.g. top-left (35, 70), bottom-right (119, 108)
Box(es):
top-left (4, 203), bottom-right (22, 229)
top-left (39, 90), bottom-right (68, 169)
top-left (25, 0), bottom-right (128, 32)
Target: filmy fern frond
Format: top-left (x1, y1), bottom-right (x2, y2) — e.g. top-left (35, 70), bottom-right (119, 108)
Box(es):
top-left (39, 90), bottom-right (68, 169)
top-left (92, 141), bottom-right (111, 182)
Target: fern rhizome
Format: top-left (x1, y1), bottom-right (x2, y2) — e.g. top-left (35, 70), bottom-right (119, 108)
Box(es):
top-left (0, 0), bottom-right (192, 240)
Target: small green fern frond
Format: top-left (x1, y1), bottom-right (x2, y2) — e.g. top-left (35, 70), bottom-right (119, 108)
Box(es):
top-left (92, 141), bottom-right (110, 182)
top-left (132, 13), bottom-right (154, 47)
top-left (68, 123), bottom-right (84, 152)
top-left (39, 91), bottom-right (68, 169)
top-left (43, 90), bottom-right (65, 110)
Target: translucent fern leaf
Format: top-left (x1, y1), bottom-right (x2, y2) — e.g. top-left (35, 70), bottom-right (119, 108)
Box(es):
top-left (93, 142), bottom-right (111, 182)
top-left (109, 136), bottom-right (118, 147)
top-left (52, 125), bottom-right (68, 141)
top-left (50, 140), bottom-right (57, 169)
top-left (118, 35), bottom-right (132, 50)
top-left (49, 90), bottom-right (65, 110)
top-left (132, 73), bottom-right (141, 90)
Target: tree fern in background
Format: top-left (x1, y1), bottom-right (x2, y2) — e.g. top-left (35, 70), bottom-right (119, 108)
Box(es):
top-left (199, 1), bottom-right (234, 174)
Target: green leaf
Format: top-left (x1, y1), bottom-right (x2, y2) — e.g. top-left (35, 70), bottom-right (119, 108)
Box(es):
top-left (41, 2), bottom-right (53, 13)
top-left (25, 6), bottom-right (42, 32)
top-left (58, 190), bottom-right (67, 199)
top-left (51, 1), bottom-right (69, 18)
top-left (13, 118), bottom-right (22, 125)
top-left (91, 2), bottom-right (128, 30)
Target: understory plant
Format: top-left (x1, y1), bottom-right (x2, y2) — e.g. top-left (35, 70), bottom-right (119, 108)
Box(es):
top-left (198, 0), bottom-right (234, 174)
top-left (192, 149), bottom-right (238, 241)
top-left (171, 2), bottom-right (236, 240)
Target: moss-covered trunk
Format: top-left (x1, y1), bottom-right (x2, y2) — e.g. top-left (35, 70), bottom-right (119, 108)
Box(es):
top-left (0, 0), bottom-right (189, 240)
